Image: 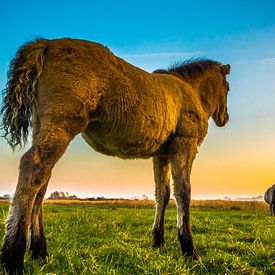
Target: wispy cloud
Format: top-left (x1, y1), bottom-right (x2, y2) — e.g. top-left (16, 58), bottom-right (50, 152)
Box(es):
top-left (230, 58), bottom-right (275, 66)
top-left (261, 57), bottom-right (275, 64)
top-left (122, 51), bottom-right (201, 59)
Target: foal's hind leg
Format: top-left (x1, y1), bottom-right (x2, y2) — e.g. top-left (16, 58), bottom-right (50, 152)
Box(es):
top-left (0, 126), bottom-right (79, 274)
top-left (27, 109), bottom-right (49, 259)
top-left (29, 182), bottom-right (49, 259)
top-left (152, 157), bottom-right (170, 246)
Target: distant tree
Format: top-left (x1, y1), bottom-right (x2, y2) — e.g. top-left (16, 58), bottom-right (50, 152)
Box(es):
top-left (49, 191), bottom-right (61, 199)
top-left (96, 196), bottom-right (105, 200)
top-left (131, 196), bottom-right (139, 200)
top-left (86, 197), bottom-right (96, 201)
top-left (141, 194), bottom-right (149, 201)
top-left (0, 194), bottom-right (12, 200)
top-left (69, 194), bottom-right (78, 200)
top-left (141, 194), bottom-right (149, 200)
top-left (48, 191), bottom-right (78, 200)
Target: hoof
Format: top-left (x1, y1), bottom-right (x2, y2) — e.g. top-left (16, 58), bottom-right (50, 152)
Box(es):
top-left (178, 231), bottom-right (199, 260)
top-left (152, 229), bottom-right (165, 247)
top-left (29, 235), bottom-right (48, 259)
top-left (31, 250), bottom-right (49, 260)
top-left (193, 250), bottom-right (201, 262)
top-left (0, 250), bottom-right (24, 275)
top-left (182, 246), bottom-right (200, 260)
top-left (186, 248), bottom-right (200, 261)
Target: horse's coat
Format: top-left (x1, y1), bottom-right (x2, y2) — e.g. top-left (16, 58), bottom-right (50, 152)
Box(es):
top-left (0, 38), bottom-right (230, 274)
top-left (264, 184), bottom-right (275, 216)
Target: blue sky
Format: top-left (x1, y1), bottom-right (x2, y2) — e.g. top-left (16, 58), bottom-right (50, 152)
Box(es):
top-left (1, 1), bottom-right (275, 60)
top-left (0, 1), bottom-right (275, 198)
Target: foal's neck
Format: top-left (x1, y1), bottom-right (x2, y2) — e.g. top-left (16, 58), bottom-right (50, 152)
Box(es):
top-left (190, 74), bottom-right (218, 119)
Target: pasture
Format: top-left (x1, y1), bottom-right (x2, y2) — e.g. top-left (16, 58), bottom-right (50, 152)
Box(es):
top-left (0, 200), bottom-right (274, 274)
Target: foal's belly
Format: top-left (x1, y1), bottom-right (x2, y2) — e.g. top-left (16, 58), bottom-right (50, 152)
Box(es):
top-left (81, 120), bottom-right (168, 159)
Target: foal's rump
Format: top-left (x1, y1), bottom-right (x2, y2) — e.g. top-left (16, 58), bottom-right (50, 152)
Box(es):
top-left (36, 39), bottom-right (113, 120)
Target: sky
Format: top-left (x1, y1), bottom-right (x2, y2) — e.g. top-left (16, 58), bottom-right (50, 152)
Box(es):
top-left (0, 0), bottom-right (275, 199)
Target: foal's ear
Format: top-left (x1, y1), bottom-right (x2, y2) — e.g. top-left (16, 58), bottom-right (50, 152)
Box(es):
top-left (221, 64), bottom-right (230, 75)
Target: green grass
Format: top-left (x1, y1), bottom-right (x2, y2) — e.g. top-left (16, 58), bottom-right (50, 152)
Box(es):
top-left (0, 201), bottom-right (274, 274)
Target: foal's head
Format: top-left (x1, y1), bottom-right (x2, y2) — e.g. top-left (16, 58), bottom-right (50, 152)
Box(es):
top-left (211, 64), bottom-right (230, 127)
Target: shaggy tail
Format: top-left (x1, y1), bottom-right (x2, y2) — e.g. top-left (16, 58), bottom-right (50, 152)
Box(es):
top-left (1, 38), bottom-right (48, 150)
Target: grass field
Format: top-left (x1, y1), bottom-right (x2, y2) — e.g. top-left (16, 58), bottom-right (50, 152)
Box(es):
top-left (0, 200), bottom-right (274, 274)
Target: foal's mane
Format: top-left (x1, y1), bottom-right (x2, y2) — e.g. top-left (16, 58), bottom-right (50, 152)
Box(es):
top-left (153, 58), bottom-right (222, 81)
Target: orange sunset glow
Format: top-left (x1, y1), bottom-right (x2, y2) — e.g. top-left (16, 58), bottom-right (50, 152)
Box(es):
top-left (1, 115), bottom-right (274, 200)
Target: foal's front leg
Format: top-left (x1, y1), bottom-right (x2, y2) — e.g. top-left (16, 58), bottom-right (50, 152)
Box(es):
top-left (152, 157), bottom-right (171, 246)
top-left (170, 138), bottom-right (198, 259)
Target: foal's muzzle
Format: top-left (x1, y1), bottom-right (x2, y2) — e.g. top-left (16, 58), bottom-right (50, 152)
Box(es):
top-left (215, 112), bottom-right (229, 127)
